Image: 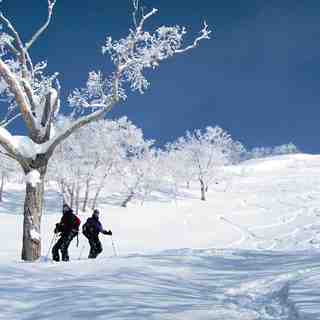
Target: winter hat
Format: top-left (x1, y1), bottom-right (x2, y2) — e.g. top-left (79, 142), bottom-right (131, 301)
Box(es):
top-left (93, 209), bottom-right (100, 217)
top-left (63, 203), bottom-right (72, 214)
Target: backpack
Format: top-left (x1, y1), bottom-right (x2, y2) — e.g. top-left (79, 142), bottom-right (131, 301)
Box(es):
top-left (74, 215), bottom-right (81, 230)
top-left (82, 219), bottom-right (93, 238)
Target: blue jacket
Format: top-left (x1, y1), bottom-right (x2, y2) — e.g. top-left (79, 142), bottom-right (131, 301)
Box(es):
top-left (84, 216), bottom-right (104, 237)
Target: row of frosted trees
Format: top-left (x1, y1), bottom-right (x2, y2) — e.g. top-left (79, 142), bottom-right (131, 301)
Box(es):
top-left (12, 118), bottom-right (294, 208)
top-left (0, 117), bottom-right (299, 207)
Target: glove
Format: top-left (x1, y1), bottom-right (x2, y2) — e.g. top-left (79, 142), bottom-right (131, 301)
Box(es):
top-left (103, 230), bottom-right (112, 236)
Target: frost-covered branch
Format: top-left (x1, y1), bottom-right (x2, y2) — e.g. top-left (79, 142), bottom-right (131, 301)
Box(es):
top-left (0, 112), bottom-right (21, 128)
top-left (26, 0), bottom-right (57, 50)
top-left (176, 21), bottom-right (211, 53)
top-left (46, 98), bottom-right (118, 158)
top-left (0, 59), bottom-right (36, 131)
top-left (0, 11), bottom-right (28, 76)
top-left (0, 127), bottom-right (29, 169)
top-left (137, 8), bottom-right (158, 32)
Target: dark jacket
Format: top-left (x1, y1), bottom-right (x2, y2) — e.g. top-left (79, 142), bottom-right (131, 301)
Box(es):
top-left (83, 216), bottom-right (111, 238)
top-left (55, 207), bottom-right (80, 235)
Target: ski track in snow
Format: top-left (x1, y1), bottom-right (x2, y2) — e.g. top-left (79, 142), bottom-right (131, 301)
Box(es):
top-left (0, 249), bottom-right (319, 320)
top-left (1, 154), bottom-right (320, 318)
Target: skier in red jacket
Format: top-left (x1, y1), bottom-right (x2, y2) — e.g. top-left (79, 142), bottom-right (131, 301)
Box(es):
top-left (52, 203), bottom-right (81, 262)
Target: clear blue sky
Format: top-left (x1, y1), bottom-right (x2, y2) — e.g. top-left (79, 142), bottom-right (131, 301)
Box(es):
top-left (1, 0), bottom-right (320, 153)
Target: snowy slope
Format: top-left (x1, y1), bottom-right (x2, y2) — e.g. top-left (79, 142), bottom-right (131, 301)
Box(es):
top-left (0, 154), bottom-right (320, 319)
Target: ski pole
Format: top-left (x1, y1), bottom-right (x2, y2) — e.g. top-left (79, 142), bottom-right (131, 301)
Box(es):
top-left (78, 244), bottom-right (85, 260)
top-left (110, 236), bottom-right (118, 257)
top-left (46, 233), bottom-right (58, 260)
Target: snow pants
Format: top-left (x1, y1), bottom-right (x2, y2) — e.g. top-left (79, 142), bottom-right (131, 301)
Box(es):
top-left (52, 231), bottom-right (77, 262)
top-left (88, 236), bottom-right (103, 259)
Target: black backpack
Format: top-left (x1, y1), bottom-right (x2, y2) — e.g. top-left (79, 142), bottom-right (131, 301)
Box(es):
top-left (82, 219), bottom-right (94, 238)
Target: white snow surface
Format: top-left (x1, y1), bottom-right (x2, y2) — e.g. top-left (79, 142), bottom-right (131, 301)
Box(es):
top-left (0, 154), bottom-right (320, 319)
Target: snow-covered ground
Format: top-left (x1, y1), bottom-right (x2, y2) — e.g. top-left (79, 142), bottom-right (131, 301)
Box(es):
top-left (1, 154), bottom-right (320, 319)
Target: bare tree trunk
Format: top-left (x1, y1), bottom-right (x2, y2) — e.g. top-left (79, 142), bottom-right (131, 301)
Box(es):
top-left (59, 180), bottom-right (68, 205)
top-left (67, 183), bottom-right (75, 208)
top-left (121, 191), bottom-right (134, 208)
top-left (75, 183), bottom-right (80, 213)
top-left (21, 169), bottom-right (46, 261)
top-left (91, 186), bottom-right (102, 210)
top-left (200, 179), bottom-right (206, 201)
top-left (82, 178), bottom-right (90, 212)
top-left (91, 172), bottom-right (109, 209)
top-left (0, 172), bottom-right (4, 202)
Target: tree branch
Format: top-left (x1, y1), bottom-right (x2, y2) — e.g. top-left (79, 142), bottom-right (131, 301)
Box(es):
top-left (0, 12), bottom-right (28, 77)
top-left (0, 113), bottom-right (21, 128)
top-left (137, 8), bottom-right (158, 32)
top-left (46, 98), bottom-right (118, 159)
top-left (0, 148), bottom-right (17, 161)
top-left (25, 0), bottom-right (57, 50)
top-left (22, 80), bottom-right (37, 113)
top-left (0, 58), bottom-right (37, 132)
top-left (6, 41), bottom-right (20, 56)
top-left (0, 127), bottom-right (29, 170)
top-left (176, 21), bottom-right (211, 53)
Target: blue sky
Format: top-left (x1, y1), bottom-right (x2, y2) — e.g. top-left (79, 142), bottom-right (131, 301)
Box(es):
top-left (1, 0), bottom-right (320, 153)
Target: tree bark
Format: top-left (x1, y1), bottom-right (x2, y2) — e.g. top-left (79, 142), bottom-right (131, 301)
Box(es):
top-left (82, 178), bottom-right (90, 212)
top-left (21, 169), bottom-right (45, 261)
top-left (200, 179), bottom-right (206, 201)
top-left (91, 171), bottom-right (109, 210)
top-left (121, 191), bottom-right (134, 208)
top-left (0, 172), bottom-right (4, 202)
top-left (67, 183), bottom-right (75, 208)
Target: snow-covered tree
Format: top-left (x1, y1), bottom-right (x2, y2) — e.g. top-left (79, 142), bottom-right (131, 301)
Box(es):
top-left (115, 142), bottom-right (159, 207)
top-left (249, 143), bottom-right (299, 159)
top-left (161, 147), bottom-right (196, 196)
top-left (272, 143), bottom-right (299, 155)
top-left (168, 126), bottom-right (244, 201)
top-left (48, 117), bottom-right (148, 210)
top-left (0, 148), bottom-right (20, 201)
top-left (0, 0), bottom-right (210, 260)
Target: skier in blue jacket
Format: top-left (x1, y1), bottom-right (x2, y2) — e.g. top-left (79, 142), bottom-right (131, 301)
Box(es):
top-left (82, 209), bottom-right (112, 258)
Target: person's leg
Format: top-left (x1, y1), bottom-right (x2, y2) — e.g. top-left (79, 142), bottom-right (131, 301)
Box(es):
top-left (52, 236), bottom-right (63, 262)
top-left (61, 233), bottom-right (75, 261)
top-left (88, 237), bottom-right (96, 258)
top-left (88, 236), bottom-right (101, 258)
top-left (95, 238), bottom-right (103, 257)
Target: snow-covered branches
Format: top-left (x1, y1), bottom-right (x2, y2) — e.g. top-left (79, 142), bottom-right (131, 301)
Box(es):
top-left (0, 0), bottom-right (210, 173)
top-left (0, 1), bottom-right (59, 143)
top-left (99, 19), bottom-right (211, 95)
top-left (69, 1), bottom-right (211, 110)
top-left (25, 0), bottom-right (57, 50)
top-left (176, 22), bottom-right (211, 54)
top-left (68, 71), bottom-right (120, 113)
top-left (248, 143), bottom-right (299, 159)
top-left (48, 117), bottom-right (151, 209)
top-left (166, 126), bottom-right (245, 200)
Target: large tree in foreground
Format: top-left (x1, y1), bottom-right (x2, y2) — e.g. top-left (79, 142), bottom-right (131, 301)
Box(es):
top-left (0, 0), bottom-right (210, 260)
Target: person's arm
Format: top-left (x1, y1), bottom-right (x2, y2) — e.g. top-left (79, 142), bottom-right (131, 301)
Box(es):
top-left (98, 219), bottom-right (112, 235)
top-left (54, 217), bottom-right (63, 233)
